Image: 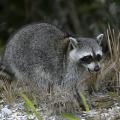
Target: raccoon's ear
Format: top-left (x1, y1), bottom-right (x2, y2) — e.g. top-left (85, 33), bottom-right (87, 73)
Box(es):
top-left (69, 37), bottom-right (78, 48)
top-left (96, 34), bottom-right (104, 45)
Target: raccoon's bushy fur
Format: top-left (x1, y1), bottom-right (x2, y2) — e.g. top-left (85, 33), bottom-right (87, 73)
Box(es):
top-left (3, 24), bottom-right (65, 81)
top-left (0, 23), bottom-right (103, 112)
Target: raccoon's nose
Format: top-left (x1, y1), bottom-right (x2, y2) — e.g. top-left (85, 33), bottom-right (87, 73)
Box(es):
top-left (94, 65), bottom-right (100, 72)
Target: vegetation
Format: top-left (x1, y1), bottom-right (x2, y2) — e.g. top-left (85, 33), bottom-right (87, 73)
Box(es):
top-left (21, 93), bottom-right (42, 120)
top-left (62, 113), bottom-right (80, 120)
top-left (0, 0), bottom-right (120, 46)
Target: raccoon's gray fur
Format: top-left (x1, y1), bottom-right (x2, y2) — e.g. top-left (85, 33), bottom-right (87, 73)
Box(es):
top-left (2, 23), bottom-right (70, 88)
top-left (1, 23), bottom-right (103, 106)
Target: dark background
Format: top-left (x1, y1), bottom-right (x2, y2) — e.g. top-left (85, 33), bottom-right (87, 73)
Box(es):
top-left (0, 0), bottom-right (120, 46)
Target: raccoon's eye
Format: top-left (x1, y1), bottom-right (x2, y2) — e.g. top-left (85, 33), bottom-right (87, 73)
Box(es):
top-left (96, 54), bottom-right (102, 61)
top-left (80, 55), bottom-right (93, 64)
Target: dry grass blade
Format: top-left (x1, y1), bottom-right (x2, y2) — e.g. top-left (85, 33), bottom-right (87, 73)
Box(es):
top-left (106, 29), bottom-right (112, 58)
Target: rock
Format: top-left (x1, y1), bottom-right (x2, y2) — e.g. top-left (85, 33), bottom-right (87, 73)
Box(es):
top-left (1, 106), bottom-right (12, 115)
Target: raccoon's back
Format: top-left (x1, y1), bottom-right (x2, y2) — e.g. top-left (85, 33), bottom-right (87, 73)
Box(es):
top-left (3, 23), bottom-right (67, 77)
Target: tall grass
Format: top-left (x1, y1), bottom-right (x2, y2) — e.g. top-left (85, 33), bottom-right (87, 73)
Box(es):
top-left (99, 25), bottom-right (120, 94)
top-left (106, 25), bottom-right (120, 94)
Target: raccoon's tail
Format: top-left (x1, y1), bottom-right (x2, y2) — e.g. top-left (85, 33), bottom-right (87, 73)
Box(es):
top-left (0, 57), bottom-right (12, 84)
top-left (0, 57), bottom-right (13, 95)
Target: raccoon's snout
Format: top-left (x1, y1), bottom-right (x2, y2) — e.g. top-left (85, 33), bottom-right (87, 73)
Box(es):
top-left (86, 63), bottom-right (101, 72)
top-left (94, 65), bottom-right (100, 72)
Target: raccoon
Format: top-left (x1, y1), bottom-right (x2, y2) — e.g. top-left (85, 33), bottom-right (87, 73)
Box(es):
top-left (0, 23), bottom-right (103, 108)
